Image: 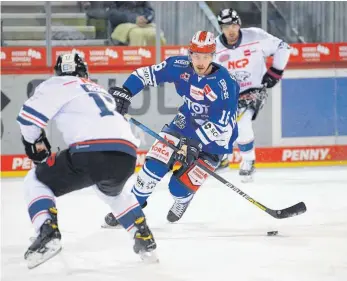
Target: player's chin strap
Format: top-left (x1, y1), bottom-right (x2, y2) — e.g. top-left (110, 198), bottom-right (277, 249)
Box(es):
top-left (124, 114), bottom-right (307, 220)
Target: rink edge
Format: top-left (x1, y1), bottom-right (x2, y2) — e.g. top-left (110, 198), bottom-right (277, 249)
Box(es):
top-left (2, 160), bottom-right (347, 178)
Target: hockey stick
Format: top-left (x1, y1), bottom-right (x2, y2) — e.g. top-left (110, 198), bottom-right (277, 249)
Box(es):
top-left (125, 114), bottom-right (307, 219)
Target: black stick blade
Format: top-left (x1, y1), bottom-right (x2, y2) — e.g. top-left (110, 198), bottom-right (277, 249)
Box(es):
top-left (268, 202), bottom-right (307, 219)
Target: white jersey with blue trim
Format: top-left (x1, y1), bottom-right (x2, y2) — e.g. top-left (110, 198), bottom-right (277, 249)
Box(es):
top-left (215, 27), bottom-right (291, 93)
top-left (123, 56), bottom-right (240, 154)
top-left (17, 76), bottom-right (139, 155)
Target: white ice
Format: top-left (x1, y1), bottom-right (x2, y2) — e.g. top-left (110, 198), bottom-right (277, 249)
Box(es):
top-left (1, 166), bottom-right (347, 281)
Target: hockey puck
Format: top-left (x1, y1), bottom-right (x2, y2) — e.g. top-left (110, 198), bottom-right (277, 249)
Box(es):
top-left (267, 231), bottom-right (278, 236)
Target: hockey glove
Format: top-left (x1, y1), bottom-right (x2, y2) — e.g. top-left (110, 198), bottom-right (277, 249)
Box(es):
top-left (22, 129), bottom-right (51, 164)
top-left (108, 86), bottom-right (132, 115)
top-left (261, 67), bottom-right (283, 88)
top-left (174, 137), bottom-right (202, 167)
top-left (238, 87), bottom-right (268, 120)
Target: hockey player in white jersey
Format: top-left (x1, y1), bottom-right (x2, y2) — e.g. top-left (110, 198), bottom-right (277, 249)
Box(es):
top-left (215, 8), bottom-right (291, 181)
top-left (17, 53), bottom-right (157, 268)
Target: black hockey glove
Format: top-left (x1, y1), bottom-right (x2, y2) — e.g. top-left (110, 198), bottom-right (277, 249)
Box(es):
top-left (22, 129), bottom-right (51, 165)
top-left (108, 86), bottom-right (132, 115)
top-left (174, 137), bottom-right (202, 167)
top-left (238, 87), bottom-right (268, 120)
top-left (261, 67), bottom-right (283, 88)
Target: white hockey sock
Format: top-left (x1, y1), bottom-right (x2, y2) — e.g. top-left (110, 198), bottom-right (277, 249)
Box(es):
top-left (23, 169), bottom-right (56, 232)
top-left (240, 149), bottom-right (256, 162)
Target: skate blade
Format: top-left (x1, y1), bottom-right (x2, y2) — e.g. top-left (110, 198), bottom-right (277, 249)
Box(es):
top-left (240, 175), bottom-right (254, 183)
top-left (139, 250), bottom-right (159, 264)
top-left (26, 239), bottom-right (62, 269)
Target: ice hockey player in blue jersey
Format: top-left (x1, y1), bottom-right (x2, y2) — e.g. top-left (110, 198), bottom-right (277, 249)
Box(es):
top-left (104, 30), bottom-right (240, 227)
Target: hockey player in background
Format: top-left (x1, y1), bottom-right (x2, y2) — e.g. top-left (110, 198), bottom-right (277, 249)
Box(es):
top-left (17, 53), bottom-right (157, 268)
top-left (215, 8), bottom-right (291, 182)
top-left (103, 30), bottom-right (240, 227)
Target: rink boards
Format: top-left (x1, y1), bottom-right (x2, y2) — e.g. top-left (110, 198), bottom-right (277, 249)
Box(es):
top-left (1, 145), bottom-right (347, 178)
top-left (1, 44), bottom-right (347, 178)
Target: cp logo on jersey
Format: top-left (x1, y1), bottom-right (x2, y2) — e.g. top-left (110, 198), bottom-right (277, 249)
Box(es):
top-left (227, 58), bottom-right (249, 69)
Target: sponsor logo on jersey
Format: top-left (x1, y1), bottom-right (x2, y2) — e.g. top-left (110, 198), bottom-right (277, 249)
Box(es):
top-left (206, 76), bottom-right (216, 80)
top-left (142, 67), bottom-right (154, 86)
top-left (203, 84), bottom-right (217, 102)
top-left (183, 95), bottom-right (209, 115)
top-left (180, 72), bottom-right (190, 82)
top-left (218, 53), bottom-right (230, 63)
top-left (233, 71), bottom-right (251, 82)
top-left (244, 49), bottom-right (251, 56)
top-left (173, 113), bottom-right (186, 129)
top-left (218, 79), bottom-right (229, 100)
top-left (190, 85), bottom-right (204, 101)
top-left (227, 58), bottom-right (249, 69)
top-left (174, 59), bottom-right (190, 65)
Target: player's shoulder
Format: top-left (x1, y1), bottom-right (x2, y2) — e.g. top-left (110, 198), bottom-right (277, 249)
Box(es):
top-left (241, 27), bottom-right (272, 41)
top-left (166, 55), bottom-right (190, 68)
top-left (35, 76), bottom-right (82, 98)
top-left (40, 76), bottom-right (79, 88)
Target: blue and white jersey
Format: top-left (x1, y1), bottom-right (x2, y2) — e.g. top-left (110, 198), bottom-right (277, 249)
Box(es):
top-left (123, 56), bottom-right (240, 154)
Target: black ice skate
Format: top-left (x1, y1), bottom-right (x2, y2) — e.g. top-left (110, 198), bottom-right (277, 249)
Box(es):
top-left (102, 201), bottom-right (148, 229)
top-left (24, 207), bottom-right (62, 269)
top-left (133, 217), bottom-right (158, 263)
top-left (101, 212), bottom-right (120, 229)
top-left (239, 160), bottom-right (256, 183)
top-left (167, 194), bottom-right (194, 223)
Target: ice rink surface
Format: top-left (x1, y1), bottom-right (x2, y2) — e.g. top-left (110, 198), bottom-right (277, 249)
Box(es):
top-left (1, 166), bottom-right (347, 281)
